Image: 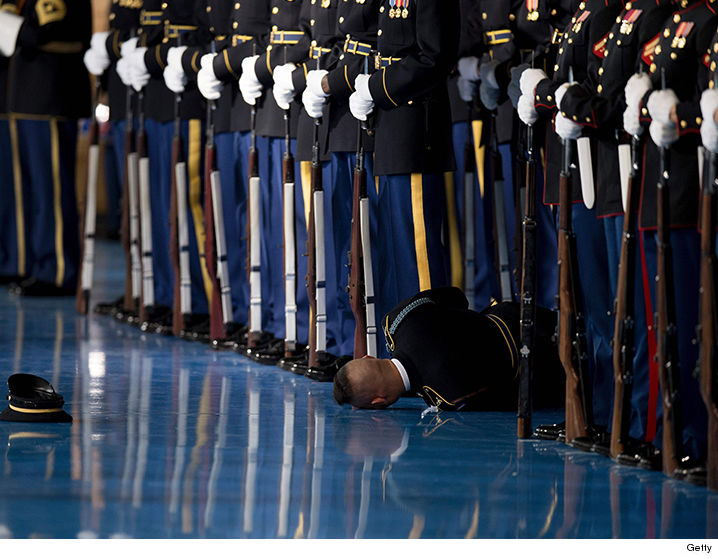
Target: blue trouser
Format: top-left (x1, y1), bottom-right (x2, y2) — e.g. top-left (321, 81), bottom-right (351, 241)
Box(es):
top-left (104, 121), bottom-right (123, 234)
top-left (603, 215), bottom-right (653, 441)
top-left (555, 204), bottom-right (614, 428)
top-left (14, 118), bottom-right (79, 288)
top-left (259, 137), bottom-right (309, 343)
top-left (641, 228), bottom-right (706, 461)
top-left (215, 131), bottom-right (248, 325)
top-left (0, 117), bottom-right (20, 277)
top-left (145, 119), bottom-right (208, 314)
top-left (374, 173), bottom-right (451, 357)
top-left (328, 152), bottom-right (377, 357)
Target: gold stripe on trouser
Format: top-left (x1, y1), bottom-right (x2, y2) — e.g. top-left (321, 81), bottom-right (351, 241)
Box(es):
top-left (183, 371), bottom-right (211, 533)
top-left (410, 173), bottom-right (431, 291)
top-left (409, 514), bottom-right (425, 538)
top-left (443, 171), bottom-right (463, 289)
top-left (50, 118), bottom-right (65, 287)
top-left (471, 120), bottom-right (485, 198)
top-left (8, 116), bottom-right (26, 276)
top-left (464, 499), bottom-right (479, 539)
top-left (300, 161), bottom-right (311, 228)
top-left (187, 119), bottom-right (213, 305)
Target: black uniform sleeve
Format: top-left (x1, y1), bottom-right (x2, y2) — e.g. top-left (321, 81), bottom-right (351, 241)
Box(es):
top-left (16, 0), bottom-right (91, 50)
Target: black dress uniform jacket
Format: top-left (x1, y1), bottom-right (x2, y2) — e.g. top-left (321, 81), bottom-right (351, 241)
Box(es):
top-left (560, 0), bottom-right (673, 218)
top-left (104, 0), bottom-right (141, 123)
top-left (368, 0), bottom-right (460, 176)
top-left (9, 0), bottom-right (91, 118)
top-left (447, 0), bottom-right (482, 125)
top-left (533, 0), bottom-right (622, 205)
top-left (637, 0), bottom-right (718, 230)
top-left (383, 287), bottom-right (564, 411)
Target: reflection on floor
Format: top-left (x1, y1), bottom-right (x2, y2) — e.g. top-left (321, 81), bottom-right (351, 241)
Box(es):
top-left (0, 241), bottom-right (716, 539)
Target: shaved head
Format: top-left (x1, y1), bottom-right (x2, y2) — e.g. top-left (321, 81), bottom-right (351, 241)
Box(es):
top-left (333, 357), bottom-right (405, 409)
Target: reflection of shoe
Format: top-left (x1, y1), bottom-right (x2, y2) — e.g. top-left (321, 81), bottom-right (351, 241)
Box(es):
top-left (674, 459), bottom-right (707, 486)
top-left (616, 440), bottom-right (662, 471)
top-left (9, 278), bottom-right (75, 297)
top-left (305, 355), bottom-right (352, 382)
top-left (179, 314), bottom-right (211, 343)
top-left (211, 323), bottom-right (247, 350)
top-left (94, 295), bottom-right (124, 316)
top-left (534, 421), bottom-right (565, 441)
top-left (140, 305), bottom-right (173, 335)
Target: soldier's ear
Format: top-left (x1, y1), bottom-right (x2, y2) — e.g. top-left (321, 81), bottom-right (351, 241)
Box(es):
top-left (361, 355), bottom-right (376, 360)
top-left (370, 397), bottom-right (389, 409)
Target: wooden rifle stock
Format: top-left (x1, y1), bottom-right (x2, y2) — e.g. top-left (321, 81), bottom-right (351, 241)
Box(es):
top-left (76, 81), bottom-right (102, 315)
top-left (699, 149), bottom-right (718, 490)
top-left (557, 141), bottom-right (592, 443)
top-left (610, 138), bottom-right (640, 458)
top-left (205, 126), bottom-right (225, 341)
top-left (307, 158), bottom-right (322, 367)
top-left (517, 124), bottom-right (537, 439)
top-left (349, 129), bottom-right (367, 358)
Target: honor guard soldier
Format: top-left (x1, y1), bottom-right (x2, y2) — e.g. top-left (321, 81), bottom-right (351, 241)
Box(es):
top-left (516, 0), bottom-right (622, 450)
top-left (0, 1), bottom-right (20, 285)
top-left (623, 0), bottom-right (717, 480)
top-left (1, 0), bottom-right (91, 296)
top-left (83, 0), bottom-right (142, 316)
top-left (558, 0), bottom-right (674, 467)
top-left (349, 0), bottom-right (461, 358)
top-left (197, 0), bottom-right (271, 349)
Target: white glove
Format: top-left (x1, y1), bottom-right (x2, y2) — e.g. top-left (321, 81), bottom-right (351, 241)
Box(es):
top-left (272, 62), bottom-right (296, 110)
top-left (457, 76), bottom-right (477, 102)
top-left (457, 56), bottom-right (480, 82)
top-left (517, 93), bottom-right (538, 125)
top-left (83, 31), bottom-right (111, 76)
top-left (163, 46), bottom-right (187, 94)
top-left (624, 72), bottom-right (652, 112)
top-left (649, 120), bottom-right (679, 148)
top-left (555, 82), bottom-right (570, 109)
top-left (120, 36), bottom-right (138, 59)
top-left (623, 106), bottom-right (642, 137)
top-left (0, 10), bottom-right (24, 57)
top-left (301, 69), bottom-right (329, 118)
top-left (239, 55), bottom-right (262, 105)
top-left (519, 68), bottom-right (548, 96)
top-left (197, 53), bottom-right (222, 100)
top-left (128, 46), bottom-right (149, 92)
top-left (555, 113), bottom-right (582, 140)
top-left (116, 37), bottom-right (138, 87)
top-left (700, 89), bottom-right (718, 153)
top-left (349, 74), bottom-right (374, 121)
top-left (646, 88), bottom-right (678, 125)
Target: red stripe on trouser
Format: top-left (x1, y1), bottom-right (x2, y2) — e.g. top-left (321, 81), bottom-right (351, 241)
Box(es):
top-left (639, 233), bottom-right (658, 442)
top-left (645, 485), bottom-right (656, 539)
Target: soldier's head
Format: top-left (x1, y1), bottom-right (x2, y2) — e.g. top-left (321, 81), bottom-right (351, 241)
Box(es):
top-left (333, 357), bottom-right (404, 410)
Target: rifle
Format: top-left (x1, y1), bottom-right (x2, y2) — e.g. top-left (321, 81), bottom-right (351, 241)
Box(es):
top-left (490, 113), bottom-right (513, 302)
top-left (517, 121), bottom-right (537, 439)
top-left (136, 88), bottom-right (155, 324)
top-left (282, 70), bottom-right (298, 357)
top-left (654, 69), bottom-right (683, 476)
top-left (699, 139), bottom-right (718, 490)
top-left (170, 41), bottom-right (192, 336)
top-left (463, 105), bottom-right (476, 310)
top-left (557, 69), bottom-right (592, 443)
top-left (610, 135), bottom-right (641, 458)
top-left (246, 48), bottom-right (263, 348)
top-left (205, 42), bottom-right (234, 341)
top-left (348, 57), bottom-right (377, 358)
top-left (76, 80), bottom-right (102, 315)
top-left (307, 55), bottom-right (327, 368)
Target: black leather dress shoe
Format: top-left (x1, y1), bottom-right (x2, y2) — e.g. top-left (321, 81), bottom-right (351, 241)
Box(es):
top-left (616, 440), bottom-right (662, 471)
top-left (295, 351), bottom-right (337, 379)
top-left (570, 426), bottom-right (609, 453)
top-left (211, 324), bottom-right (248, 350)
top-left (245, 338), bottom-right (285, 365)
top-left (278, 349), bottom-right (308, 371)
top-left (179, 314), bottom-right (211, 343)
top-left (9, 278), bottom-right (75, 297)
top-left (673, 459), bottom-right (707, 486)
top-left (305, 355), bottom-right (352, 382)
top-left (0, 275), bottom-right (22, 286)
top-left (93, 296), bottom-right (124, 316)
top-left (140, 305), bottom-right (173, 335)
top-left (534, 421), bottom-right (565, 441)
top-left (235, 330), bottom-right (274, 354)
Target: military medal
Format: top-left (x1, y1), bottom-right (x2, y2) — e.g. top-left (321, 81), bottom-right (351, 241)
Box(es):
top-left (401, 0), bottom-right (409, 18)
top-left (526, 0), bottom-right (539, 21)
top-left (321, 0), bottom-right (330, 7)
top-left (389, 0), bottom-right (396, 18)
top-left (671, 21), bottom-right (693, 49)
top-left (572, 10), bottom-right (590, 35)
top-left (619, 8), bottom-right (642, 35)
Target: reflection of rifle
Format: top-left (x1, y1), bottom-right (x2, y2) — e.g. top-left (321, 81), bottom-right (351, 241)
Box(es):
top-left (490, 113), bottom-right (513, 301)
top-left (307, 56), bottom-right (327, 368)
top-left (557, 90), bottom-right (592, 443)
top-left (655, 69), bottom-right (682, 476)
top-left (137, 89), bottom-right (155, 324)
top-left (517, 122), bottom-right (536, 439)
top-left (463, 106), bottom-right (476, 310)
top-left (699, 144), bottom-right (718, 491)
top-left (610, 135), bottom-right (641, 459)
top-left (282, 98), bottom-right (298, 357)
top-left (76, 80), bottom-right (102, 315)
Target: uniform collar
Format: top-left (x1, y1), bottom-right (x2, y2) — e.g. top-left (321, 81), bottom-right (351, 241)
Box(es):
top-left (391, 358), bottom-right (411, 392)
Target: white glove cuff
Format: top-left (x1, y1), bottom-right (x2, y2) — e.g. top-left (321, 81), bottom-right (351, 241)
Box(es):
top-left (458, 56), bottom-right (480, 82)
top-left (0, 11), bottom-right (24, 57)
top-left (647, 89), bottom-right (678, 125)
top-left (168, 46), bottom-right (187, 68)
top-left (555, 83), bottom-right (570, 110)
top-left (520, 68), bottom-right (548, 96)
top-left (355, 74), bottom-right (371, 100)
top-left (307, 69), bottom-right (329, 98)
top-left (120, 37), bottom-right (139, 58)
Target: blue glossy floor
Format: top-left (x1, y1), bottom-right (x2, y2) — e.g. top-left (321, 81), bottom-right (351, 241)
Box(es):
top-left (0, 241), bottom-right (716, 539)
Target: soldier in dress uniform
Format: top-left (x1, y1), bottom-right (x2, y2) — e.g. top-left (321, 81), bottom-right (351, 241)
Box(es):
top-left (622, 0), bottom-right (717, 479)
top-left (1, 0), bottom-right (91, 296)
top-left (348, 0), bottom-right (460, 359)
top-left (0, 1), bottom-right (20, 285)
top-left (516, 0), bottom-right (621, 449)
top-left (558, 0), bottom-right (674, 466)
